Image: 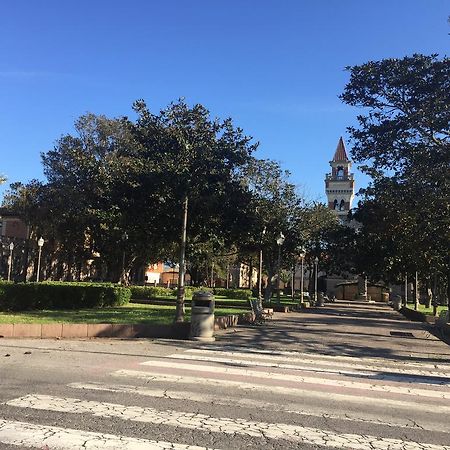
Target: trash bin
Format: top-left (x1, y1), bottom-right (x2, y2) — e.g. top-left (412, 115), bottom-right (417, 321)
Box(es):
top-left (392, 295), bottom-right (402, 311)
top-left (316, 292), bottom-right (325, 307)
top-left (190, 291), bottom-right (215, 341)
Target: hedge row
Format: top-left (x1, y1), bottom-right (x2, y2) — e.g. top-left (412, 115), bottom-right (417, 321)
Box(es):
top-left (172, 286), bottom-right (213, 299)
top-left (129, 285), bottom-right (251, 301)
top-left (214, 288), bottom-right (253, 300)
top-left (129, 285), bottom-right (173, 299)
top-left (129, 285), bottom-right (213, 300)
top-left (0, 281), bottom-right (131, 311)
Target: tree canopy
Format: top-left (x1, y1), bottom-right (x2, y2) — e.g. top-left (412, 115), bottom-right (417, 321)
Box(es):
top-left (341, 54), bottom-right (450, 304)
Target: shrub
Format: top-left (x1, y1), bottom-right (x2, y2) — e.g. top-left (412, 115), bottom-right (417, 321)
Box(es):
top-left (214, 288), bottom-right (253, 300)
top-left (129, 285), bottom-right (174, 299)
top-left (173, 286), bottom-right (213, 299)
top-left (0, 281), bottom-right (131, 311)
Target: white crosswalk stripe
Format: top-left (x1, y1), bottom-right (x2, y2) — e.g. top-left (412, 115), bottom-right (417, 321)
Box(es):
top-left (0, 419), bottom-right (218, 449)
top-left (185, 346), bottom-right (450, 372)
top-left (112, 368), bottom-right (450, 413)
top-left (67, 381), bottom-right (448, 432)
top-left (182, 348), bottom-right (450, 378)
top-left (6, 394), bottom-right (450, 450)
top-left (164, 352), bottom-right (450, 384)
top-left (139, 359), bottom-right (450, 399)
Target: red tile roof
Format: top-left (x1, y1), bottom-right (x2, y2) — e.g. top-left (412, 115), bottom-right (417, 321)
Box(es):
top-left (333, 137), bottom-right (349, 161)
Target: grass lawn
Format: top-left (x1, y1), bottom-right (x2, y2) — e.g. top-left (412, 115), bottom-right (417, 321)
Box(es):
top-left (132, 295), bottom-right (250, 307)
top-left (265, 296), bottom-right (301, 306)
top-left (416, 303), bottom-right (448, 316)
top-left (0, 303), bottom-right (248, 326)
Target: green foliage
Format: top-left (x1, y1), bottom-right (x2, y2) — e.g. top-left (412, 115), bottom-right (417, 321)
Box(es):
top-left (214, 288), bottom-right (252, 300)
top-left (341, 54), bottom-right (449, 302)
top-left (0, 282), bottom-right (131, 312)
top-left (173, 286), bottom-right (212, 299)
top-left (129, 285), bottom-right (174, 299)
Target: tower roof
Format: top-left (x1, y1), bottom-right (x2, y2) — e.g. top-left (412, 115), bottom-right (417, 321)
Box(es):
top-left (333, 137), bottom-right (349, 162)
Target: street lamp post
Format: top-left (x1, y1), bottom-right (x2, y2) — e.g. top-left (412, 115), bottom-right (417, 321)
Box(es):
top-left (7, 242), bottom-right (14, 282)
top-left (36, 237), bottom-right (44, 282)
top-left (258, 227), bottom-right (266, 307)
top-left (299, 248), bottom-right (306, 307)
top-left (276, 232), bottom-right (285, 304)
top-left (314, 256), bottom-right (319, 305)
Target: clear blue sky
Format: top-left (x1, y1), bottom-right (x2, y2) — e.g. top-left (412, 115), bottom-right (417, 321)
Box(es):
top-left (1, 1), bottom-right (448, 203)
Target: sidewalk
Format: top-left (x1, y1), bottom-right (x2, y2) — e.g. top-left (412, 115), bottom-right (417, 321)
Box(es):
top-left (216, 300), bottom-right (450, 363)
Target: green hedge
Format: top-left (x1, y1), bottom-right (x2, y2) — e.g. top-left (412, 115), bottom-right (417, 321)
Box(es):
top-left (172, 286), bottom-right (213, 299)
top-left (130, 285), bottom-right (173, 299)
top-left (0, 281), bottom-right (131, 311)
top-left (214, 288), bottom-right (253, 300)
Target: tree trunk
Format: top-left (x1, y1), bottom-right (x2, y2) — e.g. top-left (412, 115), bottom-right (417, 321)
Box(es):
top-left (175, 194), bottom-right (188, 322)
top-left (447, 267), bottom-right (450, 323)
top-left (264, 268), bottom-right (275, 303)
top-left (432, 273), bottom-right (438, 317)
top-left (291, 264), bottom-right (295, 300)
top-left (414, 272), bottom-right (419, 311)
top-left (424, 278), bottom-right (432, 308)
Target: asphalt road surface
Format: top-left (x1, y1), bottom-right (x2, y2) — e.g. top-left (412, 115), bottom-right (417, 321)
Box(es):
top-left (1, 300), bottom-right (450, 449)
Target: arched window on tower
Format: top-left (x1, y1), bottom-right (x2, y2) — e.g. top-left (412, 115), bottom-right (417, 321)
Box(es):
top-left (333, 199), bottom-right (338, 210)
top-left (339, 199), bottom-right (345, 211)
top-left (337, 166), bottom-right (344, 180)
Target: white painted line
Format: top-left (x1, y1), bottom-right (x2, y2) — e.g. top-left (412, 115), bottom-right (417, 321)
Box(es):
top-left (112, 370), bottom-right (450, 413)
top-left (165, 353), bottom-right (450, 384)
top-left (68, 381), bottom-right (446, 432)
top-left (0, 418), bottom-right (218, 449)
top-left (139, 360), bottom-right (450, 399)
top-left (6, 395), bottom-right (449, 450)
top-left (185, 348), bottom-right (450, 374)
top-left (166, 353), bottom-right (375, 377)
top-left (191, 345), bottom-right (450, 368)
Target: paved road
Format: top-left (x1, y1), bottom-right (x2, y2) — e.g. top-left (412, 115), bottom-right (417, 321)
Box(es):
top-left (1, 300), bottom-right (450, 449)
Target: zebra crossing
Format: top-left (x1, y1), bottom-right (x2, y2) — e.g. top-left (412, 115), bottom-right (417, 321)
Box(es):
top-left (2, 344), bottom-right (450, 449)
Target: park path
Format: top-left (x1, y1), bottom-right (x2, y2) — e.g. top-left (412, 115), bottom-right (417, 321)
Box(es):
top-left (1, 301), bottom-right (450, 449)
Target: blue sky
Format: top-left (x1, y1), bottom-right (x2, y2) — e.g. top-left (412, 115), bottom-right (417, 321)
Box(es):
top-left (0, 1), bottom-right (448, 203)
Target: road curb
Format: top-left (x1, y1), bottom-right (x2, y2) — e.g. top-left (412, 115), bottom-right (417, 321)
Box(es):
top-left (0, 314), bottom-right (240, 339)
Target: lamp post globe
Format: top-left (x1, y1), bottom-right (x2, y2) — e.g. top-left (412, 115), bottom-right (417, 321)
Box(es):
top-left (36, 237), bottom-right (44, 282)
top-left (276, 232), bottom-right (285, 246)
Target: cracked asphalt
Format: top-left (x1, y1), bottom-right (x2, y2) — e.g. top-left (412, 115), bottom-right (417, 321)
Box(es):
top-left (1, 300), bottom-right (450, 449)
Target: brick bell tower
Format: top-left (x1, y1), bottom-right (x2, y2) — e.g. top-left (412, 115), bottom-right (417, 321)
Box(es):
top-left (325, 137), bottom-right (355, 221)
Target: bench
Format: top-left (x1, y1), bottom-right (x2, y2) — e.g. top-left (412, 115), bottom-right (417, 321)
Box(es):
top-left (249, 299), bottom-right (274, 323)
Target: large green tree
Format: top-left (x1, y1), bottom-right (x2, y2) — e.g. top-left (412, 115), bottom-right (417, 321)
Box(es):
top-left (133, 99), bottom-right (258, 321)
top-left (341, 54), bottom-right (450, 308)
top-left (239, 158), bottom-right (334, 303)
